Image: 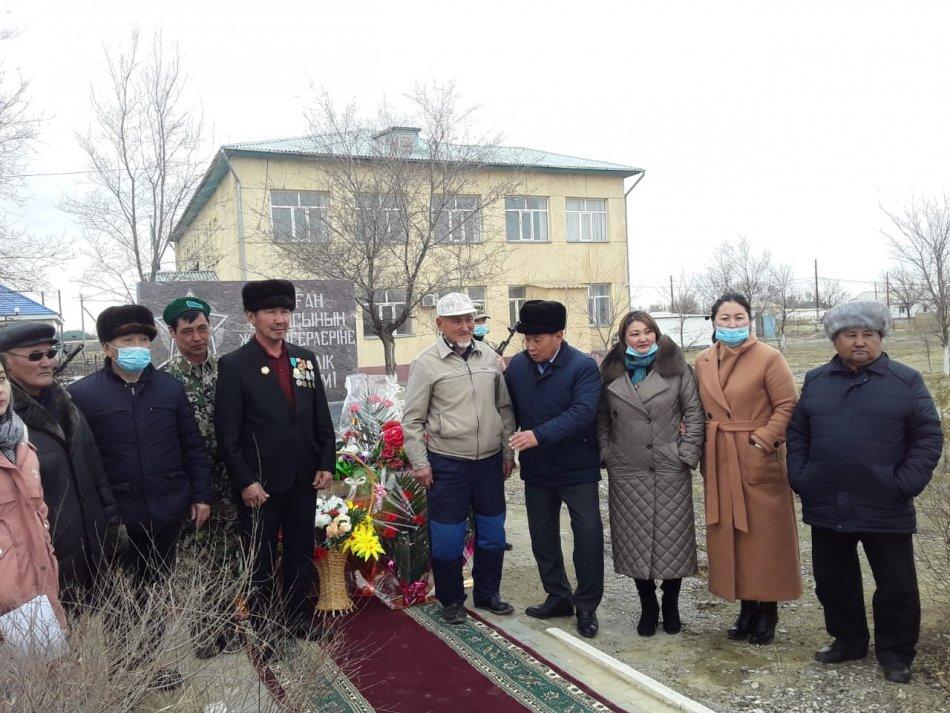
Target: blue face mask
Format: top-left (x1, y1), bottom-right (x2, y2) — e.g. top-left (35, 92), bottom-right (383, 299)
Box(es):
top-left (626, 342), bottom-right (659, 357)
top-left (715, 326), bottom-right (750, 346)
top-left (114, 346), bottom-right (152, 373)
top-left (473, 324), bottom-right (489, 338)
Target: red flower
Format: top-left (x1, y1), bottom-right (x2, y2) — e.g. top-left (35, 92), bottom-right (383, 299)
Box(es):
top-left (412, 514), bottom-right (426, 526)
top-left (369, 394), bottom-right (383, 404)
top-left (328, 510), bottom-right (339, 518)
top-left (381, 444), bottom-right (397, 460)
top-left (402, 488), bottom-right (413, 501)
top-left (314, 546), bottom-right (328, 562)
top-left (382, 399), bottom-right (394, 407)
top-left (381, 422), bottom-right (404, 449)
top-left (382, 526), bottom-right (398, 540)
top-left (349, 402), bottom-right (361, 413)
top-left (381, 511), bottom-right (398, 522)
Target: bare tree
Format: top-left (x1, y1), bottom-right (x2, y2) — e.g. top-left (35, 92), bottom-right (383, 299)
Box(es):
top-left (0, 27), bottom-right (66, 289)
top-left (669, 269), bottom-right (702, 347)
top-left (698, 236), bottom-right (773, 315)
top-left (270, 84), bottom-right (517, 375)
top-left (883, 195), bottom-right (950, 374)
top-left (61, 30), bottom-right (205, 300)
top-left (885, 264), bottom-right (924, 318)
top-left (766, 262), bottom-right (803, 350)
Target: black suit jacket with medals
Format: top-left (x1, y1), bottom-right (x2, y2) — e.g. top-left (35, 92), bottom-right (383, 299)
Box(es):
top-left (214, 337), bottom-right (336, 495)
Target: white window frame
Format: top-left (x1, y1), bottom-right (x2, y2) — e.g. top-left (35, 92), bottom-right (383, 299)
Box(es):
top-left (357, 194), bottom-right (406, 244)
top-left (588, 283), bottom-right (612, 326)
top-left (270, 189), bottom-right (328, 243)
top-left (566, 198), bottom-right (607, 243)
top-left (505, 196), bottom-right (549, 242)
top-left (434, 195), bottom-right (481, 243)
top-left (363, 289), bottom-right (412, 337)
top-left (466, 286), bottom-right (486, 305)
top-left (508, 286), bottom-right (527, 326)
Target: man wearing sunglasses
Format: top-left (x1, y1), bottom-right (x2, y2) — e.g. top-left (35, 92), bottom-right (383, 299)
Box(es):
top-left (0, 322), bottom-right (126, 605)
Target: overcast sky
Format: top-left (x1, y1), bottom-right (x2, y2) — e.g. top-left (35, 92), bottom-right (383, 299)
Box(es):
top-left (5, 0), bottom-right (950, 330)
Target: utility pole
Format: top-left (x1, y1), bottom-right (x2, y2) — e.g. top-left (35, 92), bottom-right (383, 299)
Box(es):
top-left (814, 259), bottom-right (820, 329)
top-left (669, 275), bottom-right (675, 311)
top-left (80, 294), bottom-right (85, 337)
top-left (885, 272), bottom-right (891, 309)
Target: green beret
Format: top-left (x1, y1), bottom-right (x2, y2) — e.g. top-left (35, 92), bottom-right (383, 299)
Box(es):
top-left (162, 297), bottom-right (211, 326)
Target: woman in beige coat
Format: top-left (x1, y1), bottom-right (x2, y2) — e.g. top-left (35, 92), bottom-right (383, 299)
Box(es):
top-left (598, 311), bottom-right (705, 636)
top-left (0, 360), bottom-right (66, 636)
top-left (695, 293), bottom-right (802, 646)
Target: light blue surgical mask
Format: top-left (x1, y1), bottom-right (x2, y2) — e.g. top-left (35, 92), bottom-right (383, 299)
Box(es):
top-left (114, 346), bottom-right (152, 373)
top-left (473, 324), bottom-right (489, 338)
top-left (715, 326), bottom-right (750, 346)
top-left (626, 342), bottom-right (659, 358)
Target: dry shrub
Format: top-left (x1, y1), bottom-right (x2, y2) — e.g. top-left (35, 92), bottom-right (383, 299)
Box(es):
top-left (0, 520), bottom-right (351, 712)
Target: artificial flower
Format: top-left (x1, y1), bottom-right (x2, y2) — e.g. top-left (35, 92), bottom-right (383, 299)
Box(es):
top-left (314, 546), bottom-right (328, 562)
top-left (344, 521), bottom-right (385, 561)
top-left (349, 402), bottom-right (361, 413)
top-left (315, 513), bottom-right (332, 528)
top-left (382, 526), bottom-right (398, 540)
top-left (412, 514), bottom-right (426, 526)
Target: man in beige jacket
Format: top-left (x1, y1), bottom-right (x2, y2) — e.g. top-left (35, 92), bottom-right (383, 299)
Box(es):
top-left (403, 292), bottom-right (516, 624)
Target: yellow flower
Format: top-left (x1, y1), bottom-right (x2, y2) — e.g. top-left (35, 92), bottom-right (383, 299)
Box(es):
top-left (343, 521), bottom-right (385, 561)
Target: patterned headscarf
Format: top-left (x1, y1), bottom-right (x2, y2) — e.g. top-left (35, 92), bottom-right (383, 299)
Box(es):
top-left (0, 408), bottom-right (26, 465)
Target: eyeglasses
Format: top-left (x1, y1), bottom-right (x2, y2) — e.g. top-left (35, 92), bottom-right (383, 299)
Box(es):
top-left (6, 349), bottom-right (59, 362)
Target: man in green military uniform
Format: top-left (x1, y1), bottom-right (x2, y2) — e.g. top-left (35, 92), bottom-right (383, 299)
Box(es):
top-left (162, 296), bottom-right (241, 659)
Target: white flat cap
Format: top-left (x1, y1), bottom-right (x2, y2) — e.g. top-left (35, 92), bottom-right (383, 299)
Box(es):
top-left (436, 292), bottom-right (476, 317)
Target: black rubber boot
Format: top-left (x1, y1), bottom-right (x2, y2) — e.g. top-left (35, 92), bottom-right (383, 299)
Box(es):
top-left (748, 601), bottom-right (778, 645)
top-left (634, 578), bottom-right (659, 637)
top-left (660, 579), bottom-right (682, 634)
top-left (728, 600), bottom-right (759, 641)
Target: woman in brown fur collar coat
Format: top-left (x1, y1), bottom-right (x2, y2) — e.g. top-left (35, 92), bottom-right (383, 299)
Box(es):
top-left (597, 311), bottom-right (705, 636)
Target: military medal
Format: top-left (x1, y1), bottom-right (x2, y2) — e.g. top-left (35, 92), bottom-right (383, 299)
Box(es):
top-left (261, 366), bottom-right (270, 375)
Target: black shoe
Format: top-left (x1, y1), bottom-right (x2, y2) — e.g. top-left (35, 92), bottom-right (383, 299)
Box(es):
top-left (728, 600), bottom-right (759, 641)
top-left (525, 597), bottom-right (574, 619)
top-left (576, 611), bottom-right (598, 638)
top-left (814, 643), bottom-right (867, 664)
top-left (883, 662), bottom-right (913, 684)
top-left (474, 596), bottom-right (514, 616)
top-left (505, 542), bottom-right (513, 551)
top-left (634, 579), bottom-right (659, 637)
top-left (660, 579), bottom-right (682, 635)
top-left (442, 603), bottom-right (467, 625)
top-left (748, 602), bottom-right (778, 646)
top-left (148, 667), bottom-right (183, 692)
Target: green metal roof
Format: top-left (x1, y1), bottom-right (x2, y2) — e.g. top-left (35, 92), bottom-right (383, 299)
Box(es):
top-left (171, 130), bottom-right (643, 242)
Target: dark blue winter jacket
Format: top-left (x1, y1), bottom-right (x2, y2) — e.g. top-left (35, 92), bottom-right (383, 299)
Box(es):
top-left (68, 362), bottom-right (212, 530)
top-left (505, 342), bottom-right (602, 486)
top-left (786, 353), bottom-right (943, 534)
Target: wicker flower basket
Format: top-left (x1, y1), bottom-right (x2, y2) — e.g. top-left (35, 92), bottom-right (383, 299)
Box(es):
top-left (315, 549), bottom-right (354, 613)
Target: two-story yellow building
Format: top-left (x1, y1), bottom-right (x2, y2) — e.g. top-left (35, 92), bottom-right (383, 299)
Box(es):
top-left (171, 128), bottom-right (642, 376)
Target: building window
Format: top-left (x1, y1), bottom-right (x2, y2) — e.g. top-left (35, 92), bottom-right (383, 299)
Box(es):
top-left (588, 283), bottom-right (612, 326)
top-left (363, 289), bottom-right (412, 337)
top-left (508, 286), bottom-right (527, 326)
top-left (270, 190), bottom-right (327, 242)
top-left (505, 196), bottom-right (549, 242)
top-left (566, 198), bottom-right (607, 242)
top-left (357, 194), bottom-right (406, 243)
top-left (434, 195), bottom-right (481, 243)
top-left (466, 286), bottom-right (486, 305)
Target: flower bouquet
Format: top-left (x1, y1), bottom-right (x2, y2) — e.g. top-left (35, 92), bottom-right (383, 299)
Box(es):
top-left (314, 495), bottom-right (383, 613)
top-left (369, 471), bottom-right (435, 609)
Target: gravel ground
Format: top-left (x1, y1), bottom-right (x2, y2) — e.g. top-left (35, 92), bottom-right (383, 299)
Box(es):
top-left (499, 477), bottom-right (950, 713)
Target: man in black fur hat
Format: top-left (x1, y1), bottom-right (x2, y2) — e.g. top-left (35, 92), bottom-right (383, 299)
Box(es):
top-left (215, 279), bottom-right (336, 645)
top-left (504, 300), bottom-right (605, 638)
top-left (69, 304), bottom-right (212, 691)
top-left (0, 322), bottom-right (125, 604)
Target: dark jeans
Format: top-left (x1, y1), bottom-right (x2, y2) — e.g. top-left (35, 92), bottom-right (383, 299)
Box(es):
top-left (524, 481), bottom-right (604, 613)
top-left (811, 526), bottom-right (920, 665)
top-left (427, 452), bottom-right (506, 606)
top-left (117, 520), bottom-right (182, 667)
top-left (237, 482), bottom-right (317, 636)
